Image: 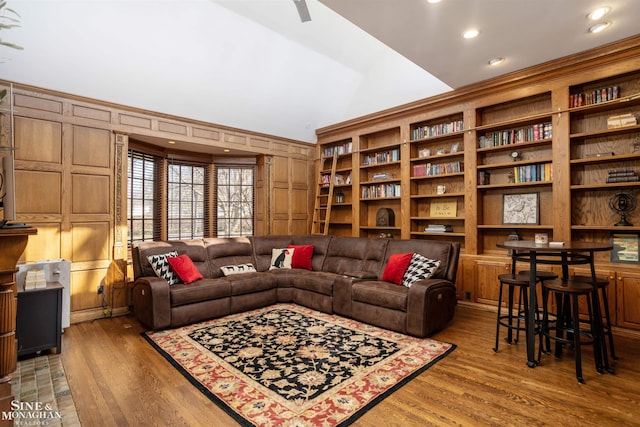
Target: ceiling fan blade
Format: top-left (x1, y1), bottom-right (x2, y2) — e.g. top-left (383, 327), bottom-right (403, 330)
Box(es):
top-left (293, 0), bottom-right (311, 22)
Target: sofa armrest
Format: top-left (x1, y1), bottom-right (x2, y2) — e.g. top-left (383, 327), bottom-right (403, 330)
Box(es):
top-left (343, 271), bottom-right (378, 280)
top-left (132, 276), bottom-right (172, 330)
top-left (406, 279), bottom-right (457, 337)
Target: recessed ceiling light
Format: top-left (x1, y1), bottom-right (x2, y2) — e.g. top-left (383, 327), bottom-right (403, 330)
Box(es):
top-left (587, 6), bottom-right (611, 21)
top-left (223, 149), bottom-right (230, 153)
top-left (427, 0), bottom-right (442, 3)
top-left (168, 140), bottom-right (175, 144)
top-left (488, 57), bottom-right (505, 66)
top-left (463, 29), bottom-right (480, 39)
top-left (589, 22), bottom-right (611, 33)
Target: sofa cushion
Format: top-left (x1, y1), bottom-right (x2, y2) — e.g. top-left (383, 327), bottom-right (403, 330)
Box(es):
top-left (220, 263), bottom-right (257, 276)
top-left (352, 281), bottom-right (408, 311)
top-left (269, 248), bottom-right (295, 270)
top-left (170, 278), bottom-right (230, 306)
top-left (167, 254), bottom-right (204, 284)
top-left (292, 270), bottom-right (336, 296)
top-left (225, 272), bottom-right (276, 296)
top-left (401, 253), bottom-right (441, 288)
top-left (148, 251), bottom-right (181, 285)
top-left (382, 252), bottom-right (413, 285)
top-left (205, 237), bottom-right (254, 278)
top-left (288, 244), bottom-right (314, 270)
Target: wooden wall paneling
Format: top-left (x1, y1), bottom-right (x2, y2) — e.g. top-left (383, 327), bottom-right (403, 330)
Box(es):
top-left (16, 170), bottom-right (62, 214)
top-left (71, 174), bottom-right (111, 214)
top-left (72, 125), bottom-right (111, 168)
top-left (69, 269), bottom-right (109, 323)
top-left (253, 155), bottom-right (267, 235)
top-left (14, 117), bottom-right (62, 163)
top-left (20, 224), bottom-right (61, 262)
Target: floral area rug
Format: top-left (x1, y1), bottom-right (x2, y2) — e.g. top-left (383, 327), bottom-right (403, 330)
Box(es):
top-left (143, 304), bottom-right (455, 427)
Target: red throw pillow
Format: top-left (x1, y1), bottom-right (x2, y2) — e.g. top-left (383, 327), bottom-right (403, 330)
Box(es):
top-left (382, 252), bottom-right (414, 285)
top-left (288, 244), bottom-right (314, 270)
top-left (167, 254), bottom-right (204, 284)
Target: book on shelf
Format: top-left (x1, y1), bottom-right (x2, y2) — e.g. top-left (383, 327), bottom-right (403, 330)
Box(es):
top-left (361, 183), bottom-right (401, 198)
top-left (372, 172), bottom-right (394, 180)
top-left (411, 120), bottom-right (464, 140)
top-left (322, 142), bottom-right (352, 157)
top-left (478, 122), bottom-right (552, 148)
top-left (608, 169), bottom-right (636, 176)
top-left (585, 152), bottom-right (615, 158)
top-left (607, 175), bottom-right (640, 183)
top-left (424, 224), bottom-right (453, 232)
top-left (512, 163), bottom-right (552, 183)
top-left (412, 161), bottom-right (463, 177)
top-left (570, 85), bottom-right (620, 107)
top-left (606, 169), bottom-right (639, 183)
top-left (362, 148), bottom-right (400, 165)
top-left (607, 113), bottom-right (637, 128)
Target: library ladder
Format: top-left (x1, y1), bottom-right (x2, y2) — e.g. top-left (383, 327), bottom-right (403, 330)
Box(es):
top-left (311, 153), bottom-right (338, 235)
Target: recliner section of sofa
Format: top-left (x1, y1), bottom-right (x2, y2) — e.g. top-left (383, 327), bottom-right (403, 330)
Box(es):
top-left (131, 235), bottom-right (460, 337)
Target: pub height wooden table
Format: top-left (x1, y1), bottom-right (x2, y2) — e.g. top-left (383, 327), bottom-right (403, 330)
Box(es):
top-left (496, 240), bottom-right (613, 370)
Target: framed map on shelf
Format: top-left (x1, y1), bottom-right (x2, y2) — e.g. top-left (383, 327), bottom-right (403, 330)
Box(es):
top-left (502, 193), bottom-right (539, 225)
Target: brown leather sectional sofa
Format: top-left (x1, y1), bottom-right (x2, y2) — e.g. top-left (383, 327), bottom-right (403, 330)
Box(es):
top-left (131, 235), bottom-right (461, 337)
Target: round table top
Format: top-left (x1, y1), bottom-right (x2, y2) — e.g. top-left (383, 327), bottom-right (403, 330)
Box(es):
top-left (496, 240), bottom-right (613, 253)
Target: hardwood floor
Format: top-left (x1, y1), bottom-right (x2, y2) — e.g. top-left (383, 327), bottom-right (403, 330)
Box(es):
top-left (59, 304), bottom-right (640, 426)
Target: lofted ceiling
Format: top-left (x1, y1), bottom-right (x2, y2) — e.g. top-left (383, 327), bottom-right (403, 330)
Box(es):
top-left (1, 0), bottom-right (639, 145)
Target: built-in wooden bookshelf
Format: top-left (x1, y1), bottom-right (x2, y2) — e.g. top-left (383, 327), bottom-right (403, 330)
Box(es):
top-left (569, 71), bottom-right (640, 251)
top-left (473, 93), bottom-right (554, 254)
top-left (316, 139), bottom-right (354, 236)
top-left (358, 127), bottom-right (402, 238)
top-left (315, 37), bottom-right (640, 330)
top-left (409, 113), bottom-right (466, 245)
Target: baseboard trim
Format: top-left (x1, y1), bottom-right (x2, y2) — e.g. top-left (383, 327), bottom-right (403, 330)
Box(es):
top-left (70, 306), bottom-right (130, 324)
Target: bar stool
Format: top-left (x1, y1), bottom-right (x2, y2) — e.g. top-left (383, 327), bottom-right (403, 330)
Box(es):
top-left (541, 279), bottom-right (600, 384)
top-left (571, 275), bottom-right (617, 361)
top-left (519, 270), bottom-right (558, 353)
top-left (494, 273), bottom-right (541, 356)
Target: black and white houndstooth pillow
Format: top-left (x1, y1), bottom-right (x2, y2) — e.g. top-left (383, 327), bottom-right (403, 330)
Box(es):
top-left (401, 253), bottom-right (441, 288)
top-left (147, 251), bottom-right (181, 285)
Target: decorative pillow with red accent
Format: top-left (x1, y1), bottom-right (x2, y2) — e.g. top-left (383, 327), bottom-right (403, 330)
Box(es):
top-left (288, 244), bottom-right (314, 270)
top-left (382, 252), bottom-right (414, 285)
top-left (401, 253), bottom-right (441, 288)
top-left (166, 254), bottom-right (204, 284)
top-left (269, 248), bottom-right (295, 270)
top-left (147, 251), bottom-right (181, 285)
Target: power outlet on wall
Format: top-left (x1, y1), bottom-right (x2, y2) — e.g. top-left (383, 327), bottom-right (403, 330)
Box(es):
top-left (97, 285), bottom-right (104, 295)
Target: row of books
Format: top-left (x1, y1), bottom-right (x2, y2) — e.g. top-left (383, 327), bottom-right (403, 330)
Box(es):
top-left (361, 183), bottom-right (401, 199)
top-left (411, 120), bottom-right (464, 141)
top-left (413, 161), bottom-right (463, 177)
top-left (512, 163), bottom-right (553, 183)
top-left (607, 169), bottom-right (639, 183)
top-left (424, 224), bottom-right (453, 233)
top-left (322, 141), bottom-right (353, 157)
top-left (570, 85), bottom-right (620, 108)
top-left (362, 148), bottom-right (400, 166)
top-left (478, 122), bottom-right (552, 148)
